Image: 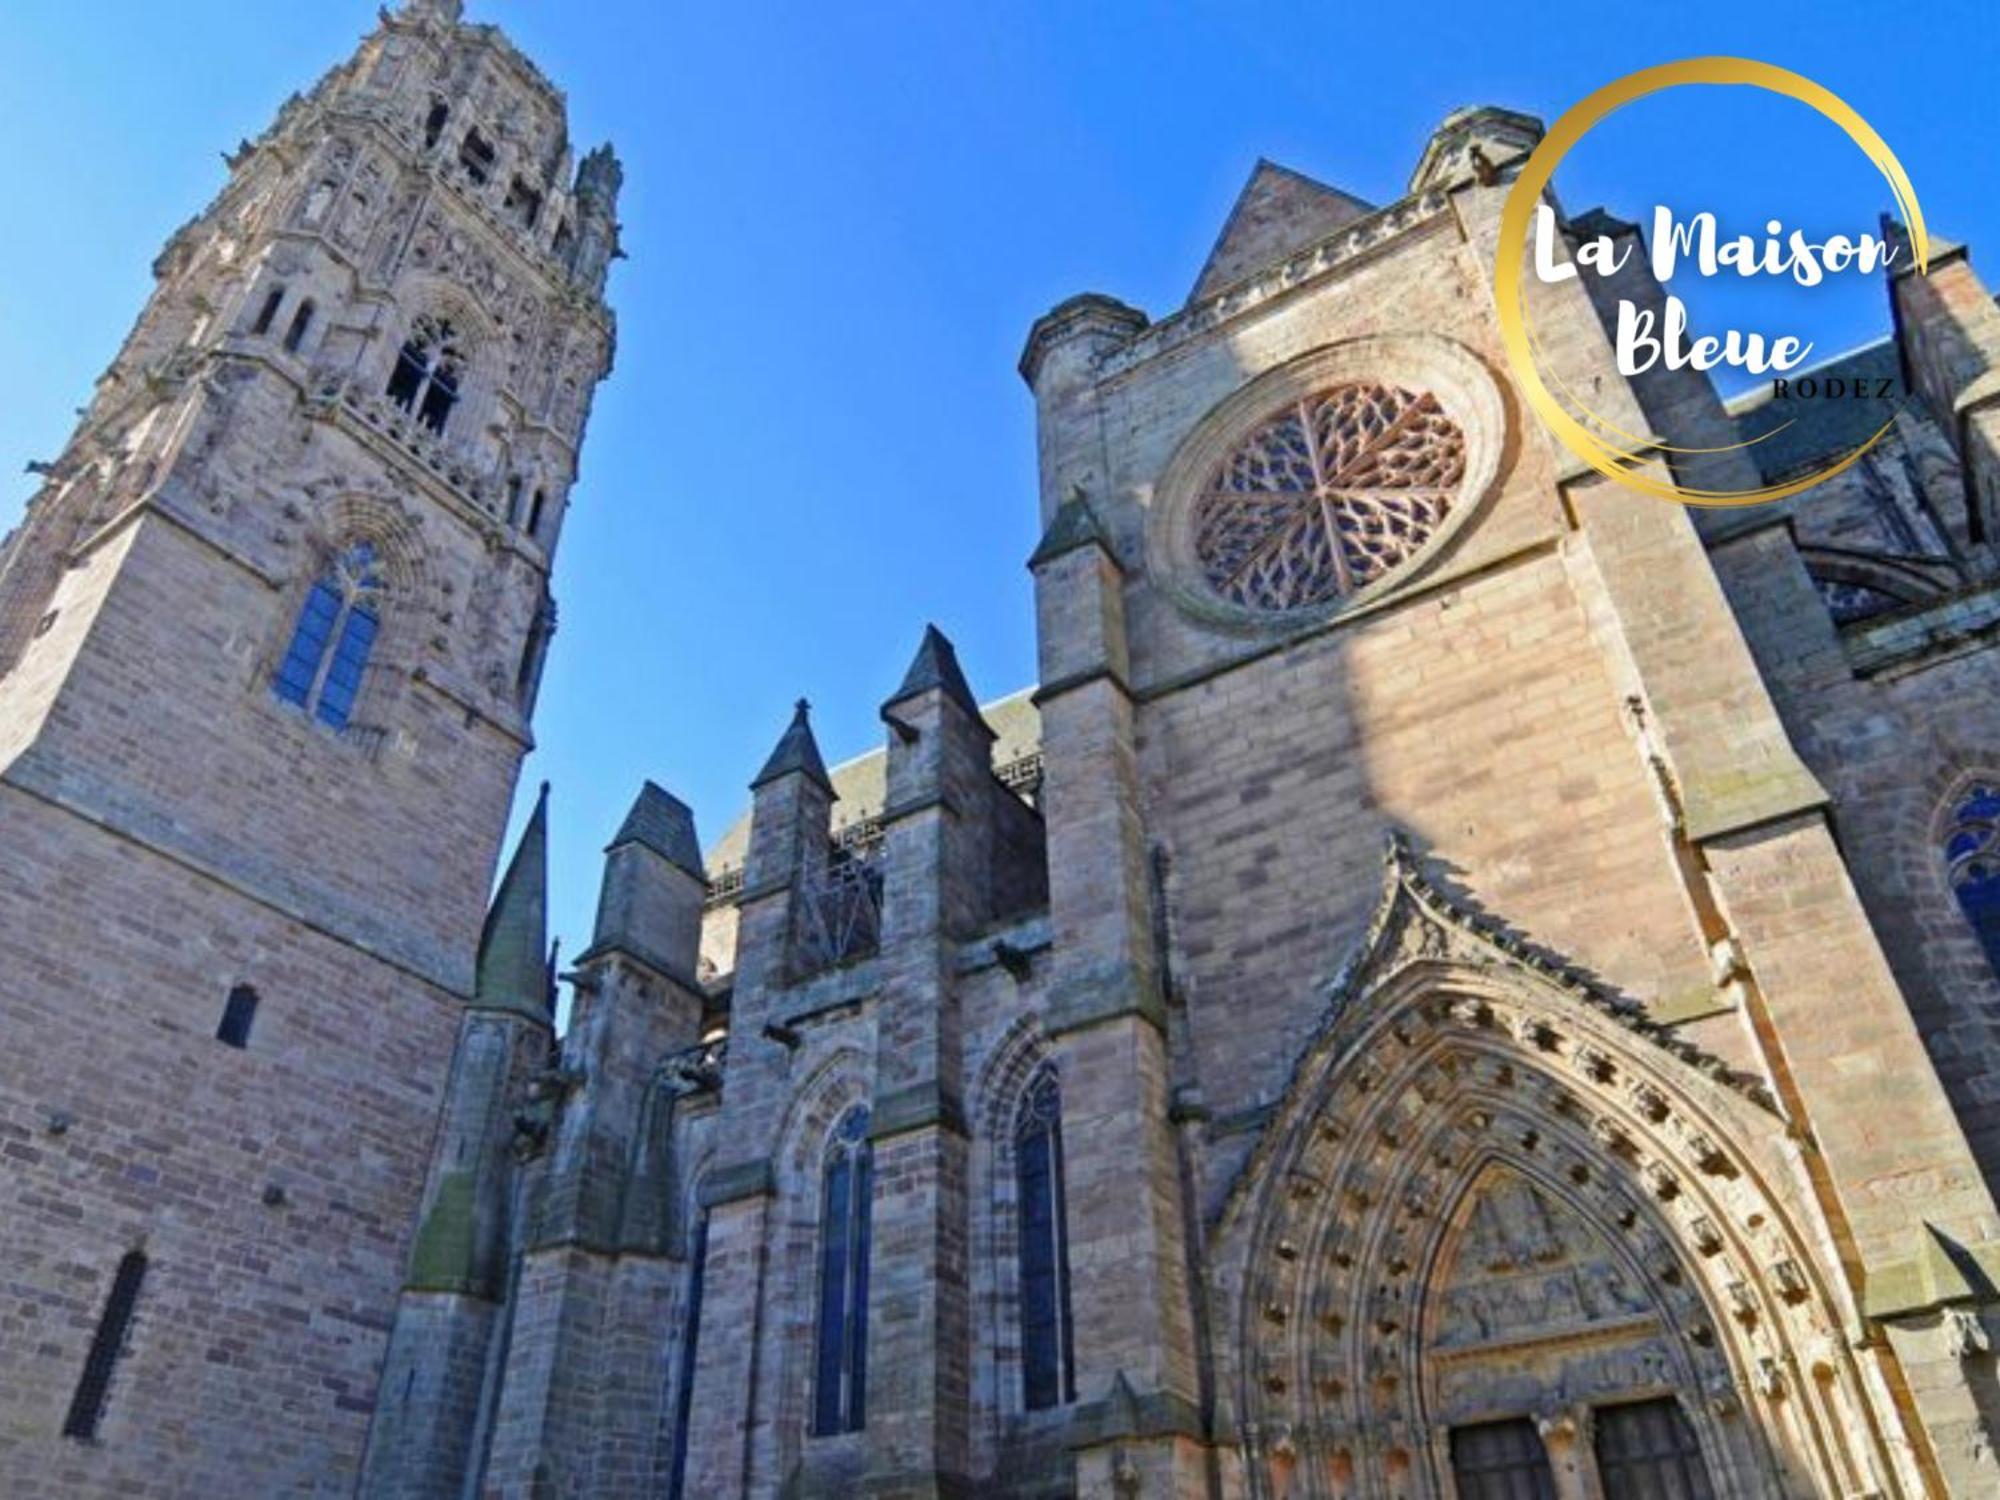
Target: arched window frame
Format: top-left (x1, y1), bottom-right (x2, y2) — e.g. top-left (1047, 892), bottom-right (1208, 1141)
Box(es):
top-left (1944, 780), bottom-right (2000, 979)
top-left (272, 541), bottom-right (384, 729)
top-left (384, 315), bottom-right (466, 436)
top-left (1013, 1065), bottom-right (1076, 1411)
top-left (811, 1105), bottom-right (872, 1436)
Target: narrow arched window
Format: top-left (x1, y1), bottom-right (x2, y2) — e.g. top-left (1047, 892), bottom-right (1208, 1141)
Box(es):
top-left (504, 477), bottom-right (523, 527)
top-left (283, 300), bottom-right (314, 354)
top-left (385, 316), bottom-right (464, 435)
top-left (812, 1105), bottom-right (872, 1436)
top-left (422, 100), bottom-right (449, 150)
top-left (667, 1208), bottom-right (709, 1500)
top-left (273, 542), bottom-right (384, 729)
top-left (64, 1250), bottom-right (147, 1440)
top-left (526, 489), bottom-right (547, 541)
top-left (1946, 783), bottom-right (2000, 977)
top-left (251, 286), bottom-right (285, 336)
top-left (1015, 1068), bottom-right (1075, 1410)
top-left (517, 598), bottom-right (552, 711)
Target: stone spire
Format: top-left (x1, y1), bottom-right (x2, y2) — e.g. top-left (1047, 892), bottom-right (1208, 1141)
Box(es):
top-left (887, 623), bottom-right (983, 719)
top-left (752, 698), bottom-right (833, 794)
top-left (575, 143), bottom-right (625, 205)
top-left (474, 782), bottom-right (551, 1014)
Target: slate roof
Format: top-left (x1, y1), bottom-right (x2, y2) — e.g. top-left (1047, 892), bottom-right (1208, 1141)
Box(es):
top-left (1725, 336), bottom-right (1907, 484)
top-left (609, 780), bottom-right (704, 878)
top-left (475, 783), bottom-right (551, 1015)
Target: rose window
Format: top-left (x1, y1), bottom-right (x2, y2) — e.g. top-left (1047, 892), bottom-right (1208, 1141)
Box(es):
top-left (1192, 383), bottom-right (1467, 612)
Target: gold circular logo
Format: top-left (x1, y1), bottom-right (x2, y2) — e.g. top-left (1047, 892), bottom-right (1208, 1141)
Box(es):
top-left (1493, 57), bottom-right (1930, 506)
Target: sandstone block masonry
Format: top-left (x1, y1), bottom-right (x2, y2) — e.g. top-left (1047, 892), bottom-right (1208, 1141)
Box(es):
top-left (0, 0), bottom-right (617, 1492)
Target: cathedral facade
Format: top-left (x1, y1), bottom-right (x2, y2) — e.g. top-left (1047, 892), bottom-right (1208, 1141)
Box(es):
top-left (5, 5), bottom-right (2000, 1499)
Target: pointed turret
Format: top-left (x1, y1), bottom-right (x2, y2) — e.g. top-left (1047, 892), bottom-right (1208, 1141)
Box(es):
top-left (1190, 159), bottom-right (1374, 302)
top-left (1028, 486), bottom-right (1116, 571)
top-left (586, 781), bottom-right (706, 985)
top-left (1408, 105), bottom-right (1543, 195)
top-left (609, 779), bottom-right (705, 878)
top-left (474, 783), bottom-right (550, 1015)
top-left (569, 144), bottom-right (624, 295)
top-left (887, 623), bottom-right (983, 721)
top-left (752, 698), bottom-right (833, 795)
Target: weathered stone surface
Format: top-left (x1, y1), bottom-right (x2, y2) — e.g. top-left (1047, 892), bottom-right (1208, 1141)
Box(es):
top-left (11, 9), bottom-right (2000, 1499)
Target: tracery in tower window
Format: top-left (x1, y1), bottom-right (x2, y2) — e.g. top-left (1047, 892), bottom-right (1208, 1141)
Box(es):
top-left (1192, 382), bottom-right (1467, 613)
top-left (386, 316), bottom-right (465, 435)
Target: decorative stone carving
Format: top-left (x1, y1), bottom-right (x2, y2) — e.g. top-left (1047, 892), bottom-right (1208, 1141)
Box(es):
top-left (1220, 834), bottom-right (1881, 1497)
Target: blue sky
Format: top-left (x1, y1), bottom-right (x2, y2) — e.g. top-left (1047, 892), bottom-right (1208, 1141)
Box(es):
top-left (2, 2), bottom-right (1995, 973)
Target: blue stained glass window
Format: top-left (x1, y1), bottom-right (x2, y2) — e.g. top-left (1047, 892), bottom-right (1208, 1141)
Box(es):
top-left (273, 544), bottom-right (383, 730)
top-left (812, 1105), bottom-right (872, 1436)
top-left (1947, 784), bottom-right (2000, 979)
top-left (1015, 1068), bottom-right (1075, 1410)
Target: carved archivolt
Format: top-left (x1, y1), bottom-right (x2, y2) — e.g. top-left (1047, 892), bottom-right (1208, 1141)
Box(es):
top-left (1215, 839), bottom-right (1910, 1500)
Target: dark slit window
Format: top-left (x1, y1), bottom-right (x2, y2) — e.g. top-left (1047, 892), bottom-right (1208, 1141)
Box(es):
top-left (422, 100), bottom-right (449, 150)
top-left (217, 984), bottom-right (258, 1048)
top-left (63, 1250), bottom-right (148, 1440)
top-left (1015, 1067), bottom-right (1075, 1410)
top-left (1594, 1399), bottom-right (1715, 1500)
top-left (283, 300), bottom-right (314, 354)
top-left (1449, 1418), bottom-right (1556, 1500)
top-left (812, 1106), bottom-right (871, 1436)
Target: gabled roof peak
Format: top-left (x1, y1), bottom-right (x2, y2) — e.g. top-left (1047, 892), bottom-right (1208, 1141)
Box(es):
top-left (1191, 158), bottom-right (1375, 303)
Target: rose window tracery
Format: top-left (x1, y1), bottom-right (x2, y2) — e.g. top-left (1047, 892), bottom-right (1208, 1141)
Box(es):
top-left (1192, 382), bottom-right (1467, 612)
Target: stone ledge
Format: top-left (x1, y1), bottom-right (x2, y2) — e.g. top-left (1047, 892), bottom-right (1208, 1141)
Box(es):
top-left (870, 1081), bottom-right (969, 1142)
top-left (1067, 1375), bottom-right (1206, 1448)
top-left (1045, 966), bottom-right (1167, 1038)
top-left (698, 1157), bottom-right (776, 1207)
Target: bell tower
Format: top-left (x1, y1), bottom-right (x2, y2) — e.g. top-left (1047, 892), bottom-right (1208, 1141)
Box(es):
top-left (0, 2), bottom-right (617, 1492)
